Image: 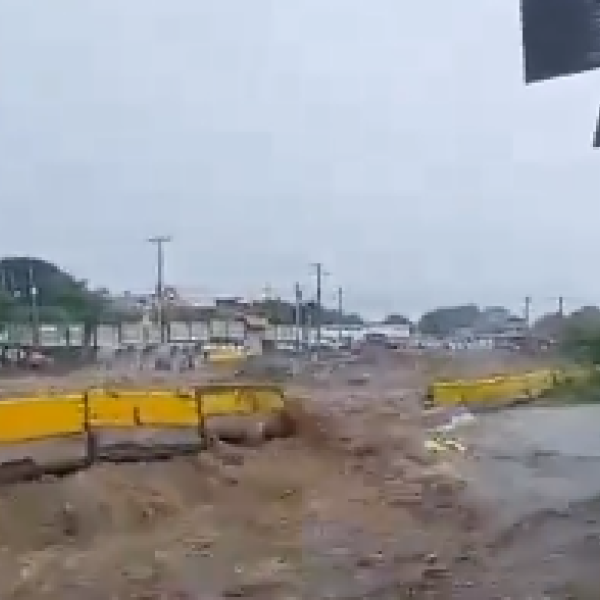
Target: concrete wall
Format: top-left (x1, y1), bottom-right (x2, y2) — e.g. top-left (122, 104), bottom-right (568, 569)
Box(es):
top-left (2, 320), bottom-right (410, 349)
top-left (0, 319), bottom-right (250, 348)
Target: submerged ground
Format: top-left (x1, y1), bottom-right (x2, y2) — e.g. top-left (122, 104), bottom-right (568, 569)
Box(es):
top-left (0, 350), bottom-right (598, 598)
top-left (463, 403), bottom-right (600, 597)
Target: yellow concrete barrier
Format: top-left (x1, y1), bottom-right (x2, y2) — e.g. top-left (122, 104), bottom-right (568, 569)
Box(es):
top-left (428, 367), bottom-right (593, 407)
top-left (207, 348), bottom-right (248, 364)
top-left (87, 390), bottom-right (140, 428)
top-left (136, 393), bottom-right (198, 427)
top-left (198, 383), bottom-right (285, 418)
top-left (498, 376), bottom-right (529, 399)
top-left (0, 395), bottom-right (84, 443)
top-left (0, 383), bottom-right (287, 483)
top-left (429, 381), bottom-right (467, 405)
top-left (87, 388), bottom-right (199, 428)
top-left (0, 383), bottom-right (285, 444)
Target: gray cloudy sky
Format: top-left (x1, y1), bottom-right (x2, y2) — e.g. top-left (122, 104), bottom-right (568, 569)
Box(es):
top-left (1, 0), bottom-right (600, 319)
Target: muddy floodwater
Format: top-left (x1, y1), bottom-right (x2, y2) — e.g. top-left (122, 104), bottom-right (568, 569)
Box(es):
top-left (464, 403), bottom-right (600, 596)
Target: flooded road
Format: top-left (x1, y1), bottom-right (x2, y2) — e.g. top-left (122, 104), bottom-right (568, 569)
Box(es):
top-left (468, 405), bottom-right (600, 513)
top-left (463, 404), bottom-right (600, 596)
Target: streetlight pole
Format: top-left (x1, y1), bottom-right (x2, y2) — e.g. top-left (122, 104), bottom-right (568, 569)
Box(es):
top-left (147, 235), bottom-right (172, 344)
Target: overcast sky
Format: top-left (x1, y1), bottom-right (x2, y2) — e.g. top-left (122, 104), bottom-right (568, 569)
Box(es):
top-left (2, 0), bottom-right (600, 319)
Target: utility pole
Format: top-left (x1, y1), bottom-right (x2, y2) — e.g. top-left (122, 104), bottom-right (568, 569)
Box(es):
top-left (294, 282), bottom-right (302, 353)
top-left (337, 286), bottom-right (343, 345)
top-left (311, 262), bottom-right (324, 353)
top-left (520, 295), bottom-right (533, 352)
top-left (147, 235), bottom-right (172, 344)
top-left (28, 265), bottom-right (39, 348)
top-left (524, 295), bottom-right (532, 328)
top-left (558, 295), bottom-right (564, 317)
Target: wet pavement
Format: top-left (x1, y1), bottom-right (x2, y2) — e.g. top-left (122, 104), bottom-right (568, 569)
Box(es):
top-left (466, 405), bottom-right (600, 518)
top-left (462, 404), bottom-right (600, 596)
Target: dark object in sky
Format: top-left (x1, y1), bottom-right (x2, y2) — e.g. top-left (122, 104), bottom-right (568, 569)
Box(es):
top-left (593, 106), bottom-right (600, 147)
top-left (521, 0), bottom-right (600, 84)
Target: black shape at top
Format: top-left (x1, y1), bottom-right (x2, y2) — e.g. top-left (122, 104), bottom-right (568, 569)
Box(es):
top-left (522, 0), bottom-right (600, 83)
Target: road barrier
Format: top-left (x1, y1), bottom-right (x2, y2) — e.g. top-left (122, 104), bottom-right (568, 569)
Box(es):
top-left (0, 383), bottom-right (286, 483)
top-left (206, 348), bottom-right (250, 364)
top-left (0, 394), bottom-right (85, 444)
top-left (426, 367), bottom-right (593, 407)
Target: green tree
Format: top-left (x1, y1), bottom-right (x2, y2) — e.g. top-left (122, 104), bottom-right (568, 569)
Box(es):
top-left (560, 309), bottom-right (600, 364)
top-left (248, 297), bottom-right (364, 326)
top-left (0, 291), bottom-right (17, 322)
top-left (418, 304), bottom-right (480, 336)
top-left (383, 313), bottom-right (411, 326)
top-left (54, 285), bottom-right (107, 345)
top-left (0, 256), bottom-right (108, 346)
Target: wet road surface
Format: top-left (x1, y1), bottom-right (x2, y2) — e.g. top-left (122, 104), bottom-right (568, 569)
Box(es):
top-left (463, 404), bottom-right (600, 596)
